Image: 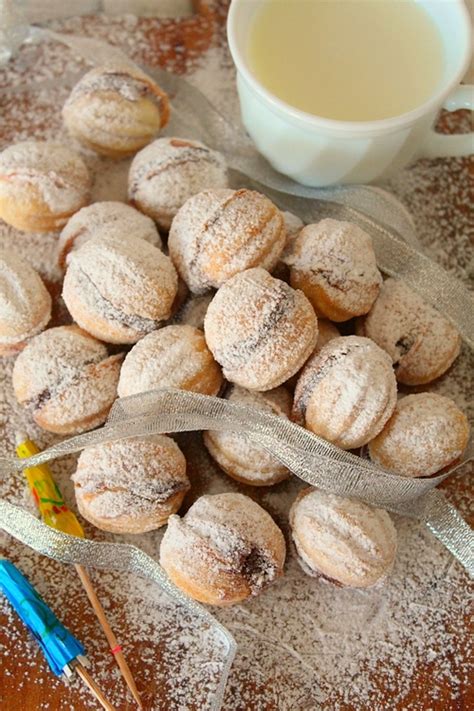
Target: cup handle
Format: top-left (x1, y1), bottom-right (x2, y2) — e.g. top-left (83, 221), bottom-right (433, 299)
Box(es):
top-left (420, 85), bottom-right (473, 158)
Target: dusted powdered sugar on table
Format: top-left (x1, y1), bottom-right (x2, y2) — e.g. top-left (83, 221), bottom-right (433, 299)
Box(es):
top-left (0, 6), bottom-right (472, 710)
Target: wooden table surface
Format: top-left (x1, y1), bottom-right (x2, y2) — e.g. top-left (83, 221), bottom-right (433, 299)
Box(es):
top-left (0, 2), bottom-right (472, 710)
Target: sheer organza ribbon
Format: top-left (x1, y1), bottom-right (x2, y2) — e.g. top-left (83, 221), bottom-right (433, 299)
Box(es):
top-left (1, 389), bottom-right (473, 574)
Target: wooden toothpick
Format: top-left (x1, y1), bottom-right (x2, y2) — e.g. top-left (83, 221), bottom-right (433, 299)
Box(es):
top-left (74, 565), bottom-right (143, 709)
top-left (74, 661), bottom-right (117, 711)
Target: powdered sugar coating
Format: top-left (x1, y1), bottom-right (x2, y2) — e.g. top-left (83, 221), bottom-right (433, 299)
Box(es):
top-left (285, 319), bottom-right (341, 391)
top-left (57, 200), bottom-right (162, 268)
top-left (357, 278), bottom-right (461, 385)
top-left (160, 492), bottom-right (286, 605)
top-left (204, 268), bottom-right (318, 391)
top-left (72, 434), bottom-right (190, 533)
top-left (0, 250), bottom-right (52, 354)
top-left (0, 141), bottom-right (91, 232)
top-left (293, 336), bottom-right (397, 449)
top-left (287, 219), bottom-right (382, 322)
top-left (203, 385), bottom-right (292, 486)
top-left (63, 64), bottom-right (170, 157)
top-left (290, 487), bottom-right (397, 588)
top-left (129, 137), bottom-right (228, 229)
top-left (12, 325), bottom-right (122, 434)
top-left (63, 233), bottom-right (178, 343)
top-left (168, 189), bottom-right (286, 293)
top-left (118, 324), bottom-right (223, 397)
top-left (368, 393), bottom-right (470, 478)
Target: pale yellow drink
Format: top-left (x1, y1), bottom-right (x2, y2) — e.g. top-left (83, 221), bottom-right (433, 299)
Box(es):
top-left (248, 0), bottom-right (445, 121)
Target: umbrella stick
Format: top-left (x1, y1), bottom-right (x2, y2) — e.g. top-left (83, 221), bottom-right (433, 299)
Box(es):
top-left (74, 661), bottom-right (117, 711)
top-left (74, 564), bottom-right (143, 709)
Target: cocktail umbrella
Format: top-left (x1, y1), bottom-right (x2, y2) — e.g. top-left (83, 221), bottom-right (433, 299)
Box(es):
top-left (0, 558), bottom-right (114, 710)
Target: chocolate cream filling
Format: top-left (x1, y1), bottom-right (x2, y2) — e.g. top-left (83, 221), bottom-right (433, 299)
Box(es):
top-left (240, 547), bottom-right (279, 593)
top-left (26, 356), bottom-right (107, 413)
top-left (74, 266), bottom-right (161, 335)
top-left (309, 265), bottom-right (373, 292)
top-left (67, 71), bottom-right (162, 108)
top-left (186, 190), bottom-right (248, 291)
top-left (213, 281), bottom-right (294, 371)
top-left (186, 518), bottom-right (279, 595)
top-left (293, 342), bottom-right (357, 420)
top-left (75, 478), bottom-right (189, 505)
top-left (393, 331), bottom-right (418, 368)
top-left (129, 147), bottom-right (223, 197)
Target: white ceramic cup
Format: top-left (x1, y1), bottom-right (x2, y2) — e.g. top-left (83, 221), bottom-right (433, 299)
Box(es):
top-left (227, 0), bottom-right (474, 186)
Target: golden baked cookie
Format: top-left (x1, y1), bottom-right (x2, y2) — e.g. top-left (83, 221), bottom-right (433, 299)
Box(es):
top-left (160, 493), bottom-right (286, 606)
top-left (288, 218), bottom-right (382, 321)
top-left (0, 251), bottom-right (52, 356)
top-left (62, 233), bottom-right (178, 344)
top-left (0, 141), bottom-right (91, 232)
top-left (356, 278), bottom-right (461, 385)
top-left (168, 189), bottom-right (286, 293)
top-left (62, 64), bottom-right (169, 157)
top-left (293, 335), bottom-right (397, 449)
top-left (285, 319), bottom-right (341, 391)
top-left (57, 200), bottom-right (162, 269)
top-left (117, 324), bottom-right (223, 398)
top-left (203, 385), bottom-right (292, 486)
top-left (12, 325), bottom-right (122, 434)
top-left (129, 137), bottom-right (228, 230)
top-left (368, 393), bottom-right (470, 477)
top-left (290, 487), bottom-right (397, 588)
top-left (72, 435), bottom-right (190, 534)
top-left (204, 267), bottom-right (318, 391)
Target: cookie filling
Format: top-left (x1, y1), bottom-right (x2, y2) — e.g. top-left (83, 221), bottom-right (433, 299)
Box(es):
top-left (67, 71), bottom-right (162, 107)
top-left (214, 282), bottom-right (293, 370)
top-left (129, 147), bottom-right (222, 196)
top-left (393, 332), bottom-right (417, 363)
top-left (293, 342), bottom-right (356, 419)
top-left (75, 266), bottom-right (161, 335)
top-left (240, 547), bottom-right (279, 594)
top-left (25, 354), bottom-right (114, 413)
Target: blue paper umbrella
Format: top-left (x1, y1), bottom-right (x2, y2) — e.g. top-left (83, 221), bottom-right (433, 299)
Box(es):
top-left (0, 559), bottom-right (86, 677)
